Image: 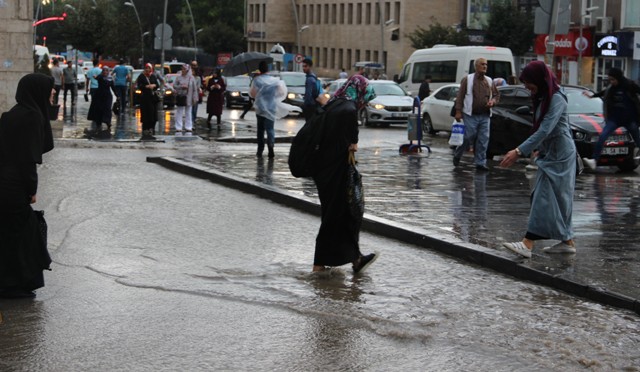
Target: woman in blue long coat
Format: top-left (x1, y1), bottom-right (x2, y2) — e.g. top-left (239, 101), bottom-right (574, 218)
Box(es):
top-left (500, 61), bottom-right (577, 258)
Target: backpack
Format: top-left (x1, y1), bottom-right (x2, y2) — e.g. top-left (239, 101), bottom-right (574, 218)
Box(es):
top-left (288, 104), bottom-right (328, 178)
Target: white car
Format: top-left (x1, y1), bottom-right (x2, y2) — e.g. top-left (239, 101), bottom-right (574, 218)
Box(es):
top-left (75, 66), bottom-right (86, 89)
top-left (420, 84), bottom-right (460, 135)
top-left (360, 80), bottom-right (415, 127)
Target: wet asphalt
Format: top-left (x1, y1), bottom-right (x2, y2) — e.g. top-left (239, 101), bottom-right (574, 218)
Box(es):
top-left (52, 97), bottom-right (640, 314)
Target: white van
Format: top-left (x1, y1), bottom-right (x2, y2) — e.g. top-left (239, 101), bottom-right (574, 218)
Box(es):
top-left (397, 45), bottom-right (515, 96)
top-left (34, 45), bottom-right (50, 63)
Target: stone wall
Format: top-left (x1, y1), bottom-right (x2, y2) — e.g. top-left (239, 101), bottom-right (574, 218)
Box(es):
top-left (0, 0), bottom-right (34, 113)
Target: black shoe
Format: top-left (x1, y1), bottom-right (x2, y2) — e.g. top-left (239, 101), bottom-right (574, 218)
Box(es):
top-left (453, 157), bottom-right (461, 166)
top-left (476, 164), bottom-right (489, 172)
top-left (256, 152), bottom-right (263, 158)
top-left (352, 253), bottom-right (379, 274)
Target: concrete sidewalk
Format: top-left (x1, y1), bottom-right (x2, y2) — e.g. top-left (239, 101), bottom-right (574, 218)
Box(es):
top-left (55, 103), bottom-right (640, 314)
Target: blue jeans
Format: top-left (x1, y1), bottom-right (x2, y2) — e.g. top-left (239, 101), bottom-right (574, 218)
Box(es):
top-left (592, 119), bottom-right (640, 161)
top-left (114, 85), bottom-right (127, 112)
top-left (256, 115), bottom-right (275, 154)
top-left (454, 113), bottom-right (490, 166)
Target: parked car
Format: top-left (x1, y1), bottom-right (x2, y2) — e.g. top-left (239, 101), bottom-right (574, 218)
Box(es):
top-left (75, 66), bottom-right (86, 89)
top-left (359, 80), bottom-right (414, 127)
top-left (276, 71), bottom-right (306, 110)
top-left (420, 84), bottom-right (460, 135)
top-left (324, 78), bottom-right (346, 99)
top-left (224, 75), bottom-right (251, 108)
top-left (488, 85), bottom-right (639, 171)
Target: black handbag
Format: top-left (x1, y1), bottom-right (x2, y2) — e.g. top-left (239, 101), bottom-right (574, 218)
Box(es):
top-left (176, 95), bottom-right (187, 107)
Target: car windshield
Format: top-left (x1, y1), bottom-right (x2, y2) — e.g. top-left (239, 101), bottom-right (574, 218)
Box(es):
top-left (369, 82), bottom-right (406, 96)
top-left (566, 89), bottom-right (603, 114)
top-left (226, 76), bottom-right (251, 88)
top-left (280, 74), bottom-right (306, 87)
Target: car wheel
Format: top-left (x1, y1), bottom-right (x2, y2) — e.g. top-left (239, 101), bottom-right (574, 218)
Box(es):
top-left (359, 109), bottom-right (369, 127)
top-left (422, 113), bottom-right (437, 135)
top-left (617, 147), bottom-right (640, 172)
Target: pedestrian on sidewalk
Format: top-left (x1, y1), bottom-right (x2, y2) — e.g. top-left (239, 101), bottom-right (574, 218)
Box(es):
top-left (136, 63), bottom-right (159, 140)
top-left (581, 67), bottom-right (640, 170)
top-left (311, 75), bottom-right (378, 273)
top-left (50, 58), bottom-right (63, 104)
top-left (249, 61), bottom-right (287, 158)
top-left (452, 58), bottom-right (500, 171)
top-left (191, 60), bottom-right (203, 125)
top-left (205, 68), bottom-right (225, 129)
top-left (302, 58), bottom-right (321, 123)
top-left (112, 59), bottom-right (130, 115)
top-left (0, 73), bottom-right (55, 298)
top-left (174, 63), bottom-right (199, 135)
top-left (87, 67), bottom-right (116, 132)
top-left (500, 60), bottom-right (577, 258)
top-left (62, 60), bottom-right (77, 106)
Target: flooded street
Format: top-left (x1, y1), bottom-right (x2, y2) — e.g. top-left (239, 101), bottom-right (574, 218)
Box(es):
top-left (1, 146), bottom-right (638, 371)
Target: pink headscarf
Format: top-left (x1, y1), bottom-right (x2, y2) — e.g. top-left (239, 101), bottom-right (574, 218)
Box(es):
top-left (330, 75), bottom-right (376, 110)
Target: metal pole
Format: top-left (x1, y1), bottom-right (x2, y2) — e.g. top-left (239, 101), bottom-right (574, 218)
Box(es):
top-left (578, 19), bottom-right (583, 86)
top-left (125, 1), bottom-right (144, 65)
top-left (184, 0), bottom-right (197, 62)
top-left (545, 0), bottom-right (560, 73)
top-left (378, 0), bottom-right (384, 68)
top-left (160, 0), bottom-right (168, 75)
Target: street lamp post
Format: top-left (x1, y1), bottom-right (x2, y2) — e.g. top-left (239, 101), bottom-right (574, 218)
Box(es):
top-left (578, 6), bottom-right (598, 86)
top-left (184, 0), bottom-right (198, 62)
top-left (124, 1), bottom-right (145, 65)
top-left (297, 25), bottom-right (310, 72)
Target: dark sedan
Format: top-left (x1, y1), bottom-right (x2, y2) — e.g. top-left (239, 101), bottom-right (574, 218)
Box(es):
top-left (489, 85), bottom-right (639, 171)
top-left (224, 76), bottom-right (251, 108)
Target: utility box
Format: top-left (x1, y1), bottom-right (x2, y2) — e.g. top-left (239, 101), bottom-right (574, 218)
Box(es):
top-left (407, 113), bottom-right (419, 141)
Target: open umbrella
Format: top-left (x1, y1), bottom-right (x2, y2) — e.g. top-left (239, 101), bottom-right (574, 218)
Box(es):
top-left (222, 52), bottom-right (273, 77)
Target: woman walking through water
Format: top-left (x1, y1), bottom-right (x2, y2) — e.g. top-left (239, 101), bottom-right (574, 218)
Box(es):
top-left (311, 75), bottom-right (379, 273)
top-left (500, 61), bottom-right (577, 258)
top-left (136, 63), bottom-right (159, 140)
top-left (0, 73), bottom-right (55, 298)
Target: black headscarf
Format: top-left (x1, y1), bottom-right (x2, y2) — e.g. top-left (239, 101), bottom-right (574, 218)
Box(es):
top-left (0, 73), bottom-right (55, 164)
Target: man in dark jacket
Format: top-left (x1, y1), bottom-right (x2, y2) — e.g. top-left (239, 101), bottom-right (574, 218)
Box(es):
top-left (418, 75), bottom-right (432, 101)
top-left (302, 58), bottom-right (320, 123)
top-left (582, 67), bottom-right (640, 170)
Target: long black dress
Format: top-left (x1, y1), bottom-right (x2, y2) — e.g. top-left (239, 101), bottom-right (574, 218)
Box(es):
top-left (136, 73), bottom-right (159, 132)
top-left (87, 73), bottom-right (115, 127)
top-left (0, 73), bottom-right (54, 295)
top-left (312, 98), bottom-right (362, 266)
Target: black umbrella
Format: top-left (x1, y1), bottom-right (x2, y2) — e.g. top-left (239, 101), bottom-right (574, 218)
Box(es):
top-left (222, 52), bottom-right (274, 77)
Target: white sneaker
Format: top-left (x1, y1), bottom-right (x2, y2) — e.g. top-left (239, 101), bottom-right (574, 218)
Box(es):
top-left (502, 241), bottom-right (532, 258)
top-left (543, 242), bottom-right (576, 254)
top-left (583, 157), bottom-right (596, 170)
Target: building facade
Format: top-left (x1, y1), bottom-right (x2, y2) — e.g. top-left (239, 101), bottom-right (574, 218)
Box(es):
top-left (245, 0), bottom-right (463, 79)
top-left (0, 0), bottom-right (34, 113)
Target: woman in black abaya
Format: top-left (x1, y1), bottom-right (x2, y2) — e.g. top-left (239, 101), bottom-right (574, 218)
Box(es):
top-left (0, 73), bottom-right (55, 298)
top-left (312, 75), bottom-right (378, 274)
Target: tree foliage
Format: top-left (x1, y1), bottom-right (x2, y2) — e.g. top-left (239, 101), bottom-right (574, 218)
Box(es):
top-left (38, 0), bottom-right (246, 65)
top-left (484, 0), bottom-right (534, 56)
top-left (407, 19), bottom-right (469, 49)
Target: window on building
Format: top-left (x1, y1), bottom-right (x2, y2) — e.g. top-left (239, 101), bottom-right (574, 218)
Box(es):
top-left (309, 4), bottom-right (314, 24)
top-left (316, 4), bottom-right (321, 24)
top-left (332, 4), bottom-right (337, 24)
top-left (623, 0), bottom-right (640, 27)
top-left (347, 49), bottom-right (352, 70)
top-left (365, 50), bottom-right (371, 61)
top-left (394, 2), bottom-right (401, 25)
top-left (324, 4), bottom-right (329, 24)
top-left (366, 3), bottom-right (372, 24)
top-left (348, 4), bottom-right (353, 24)
top-left (373, 51), bottom-right (379, 63)
top-left (323, 47), bottom-right (328, 67)
top-left (357, 3), bottom-right (362, 24)
top-left (330, 48), bottom-right (336, 69)
top-left (385, 2), bottom-right (391, 23)
top-left (340, 4), bottom-right (345, 24)
top-left (262, 4), bottom-right (266, 23)
top-left (339, 49), bottom-right (344, 69)
top-left (316, 47), bottom-right (320, 65)
top-left (375, 2), bottom-right (380, 24)
top-left (355, 49), bottom-right (361, 63)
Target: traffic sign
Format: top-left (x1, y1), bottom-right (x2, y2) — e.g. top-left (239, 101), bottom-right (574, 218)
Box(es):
top-left (294, 54), bottom-right (304, 63)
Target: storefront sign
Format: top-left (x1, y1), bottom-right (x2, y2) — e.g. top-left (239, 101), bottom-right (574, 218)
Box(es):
top-left (595, 32), bottom-right (635, 57)
top-left (217, 53), bottom-right (232, 66)
top-left (535, 28), bottom-right (593, 57)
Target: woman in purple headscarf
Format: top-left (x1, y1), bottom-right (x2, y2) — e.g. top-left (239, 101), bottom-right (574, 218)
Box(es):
top-left (500, 61), bottom-right (577, 258)
top-left (311, 75), bottom-right (379, 274)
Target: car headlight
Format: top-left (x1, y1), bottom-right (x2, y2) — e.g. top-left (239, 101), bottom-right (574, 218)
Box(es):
top-left (370, 102), bottom-right (385, 110)
top-left (135, 89), bottom-right (142, 94)
top-left (287, 93), bottom-right (296, 100)
top-left (573, 131), bottom-right (587, 141)
top-left (165, 90), bottom-right (173, 95)
top-left (231, 91), bottom-right (240, 97)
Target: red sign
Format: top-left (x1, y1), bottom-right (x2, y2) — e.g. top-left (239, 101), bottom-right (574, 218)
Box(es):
top-left (535, 28), bottom-right (593, 57)
top-left (217, 53), bottom-right (233, 66)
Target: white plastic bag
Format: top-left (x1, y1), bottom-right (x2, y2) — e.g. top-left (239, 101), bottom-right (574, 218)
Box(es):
top-left (448, 120), bottom-right (465, 147)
